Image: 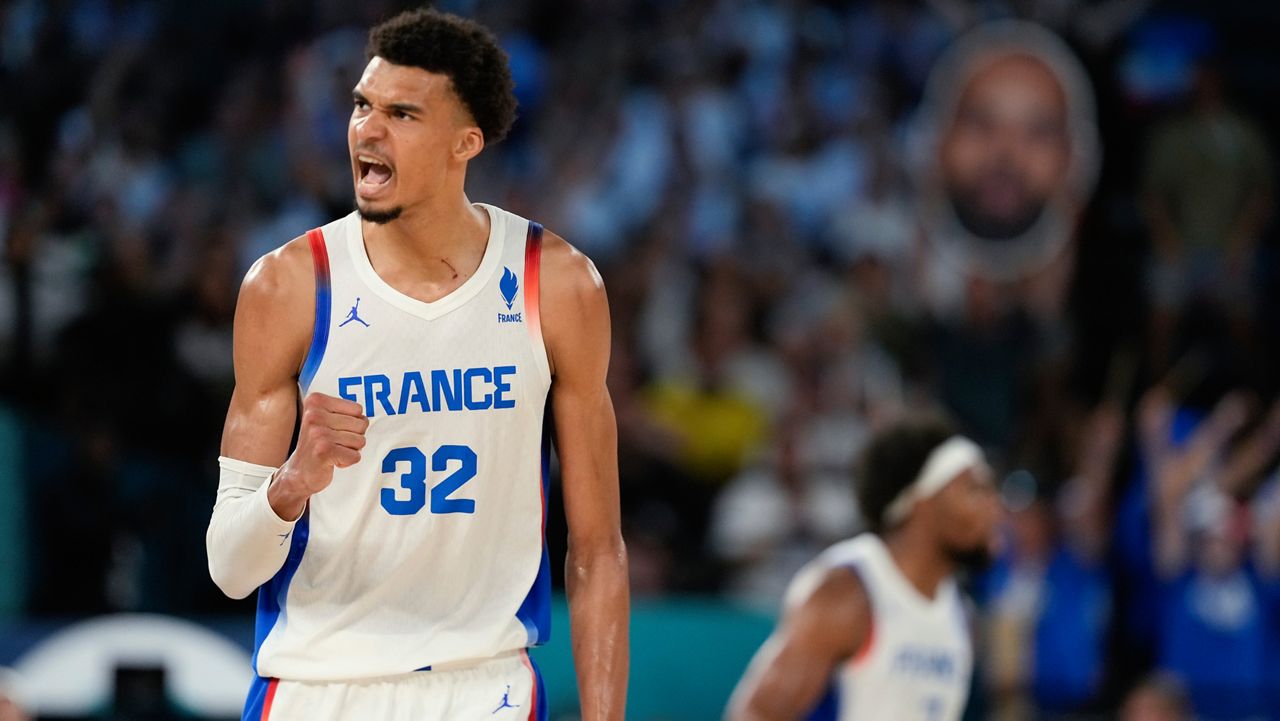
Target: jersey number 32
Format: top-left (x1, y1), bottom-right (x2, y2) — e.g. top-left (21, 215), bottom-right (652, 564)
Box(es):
top-left (379, 445), bottom-right (477, 515)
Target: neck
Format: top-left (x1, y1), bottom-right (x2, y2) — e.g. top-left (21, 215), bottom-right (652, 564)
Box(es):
top-left (882, 525), bottom-right (953, 600)
top-left (361, 191), bottom-right (489, 272)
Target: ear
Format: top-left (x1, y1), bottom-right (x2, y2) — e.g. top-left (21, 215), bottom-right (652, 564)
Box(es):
top-left (454, 126), bottom-right (485, 163)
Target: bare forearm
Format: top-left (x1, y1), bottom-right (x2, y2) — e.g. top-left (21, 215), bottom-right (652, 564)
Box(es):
top-left (729, 691), bottom-right (807, 721)
top-left (1153, 478), bottom-right (1189, 579)
top-left (730, 706), bottom-right (789, 721)
top-left (566, 541), bottom-right (629, 721)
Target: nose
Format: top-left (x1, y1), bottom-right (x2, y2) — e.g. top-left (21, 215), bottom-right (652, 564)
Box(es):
top-left (353, 109), bottom-right (388, 143)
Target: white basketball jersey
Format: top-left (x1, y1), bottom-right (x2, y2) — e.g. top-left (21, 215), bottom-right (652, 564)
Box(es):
top-left (791, 534), bottom-right (973, 721)
top-left (252, 204), bottom-right (553, 681)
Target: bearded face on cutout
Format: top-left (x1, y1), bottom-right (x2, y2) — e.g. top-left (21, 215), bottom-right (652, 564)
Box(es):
top-left (917, 23), bottom-right (1099, 281)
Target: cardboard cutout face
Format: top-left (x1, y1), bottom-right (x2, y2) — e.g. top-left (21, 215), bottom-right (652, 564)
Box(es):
top-left (917, 22), bottom-right (1100, 280)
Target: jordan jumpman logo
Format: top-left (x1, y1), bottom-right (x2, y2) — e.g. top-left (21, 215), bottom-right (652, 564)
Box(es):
top-left (492, 685), bottom-right (520, 714)
top-left (339, 297), bottom-right (370, 327)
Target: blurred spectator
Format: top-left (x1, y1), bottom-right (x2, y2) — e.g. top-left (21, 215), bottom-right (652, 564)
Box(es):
top-left (1142, 58), bottom-right (1273, 371)
top-left (983, 403), bottom-right (1123, 719)
top-left (1145, 388), bottom-right (1280, 721)
top-left (708, 420), bottom-right (859, 609)
top-left (642, 264), bottom-right (771, 485)
top-left (1120, 673), bottom-right (1192, 721)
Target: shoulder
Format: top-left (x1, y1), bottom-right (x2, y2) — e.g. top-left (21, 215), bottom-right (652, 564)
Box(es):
top-left (538, 228), bottom-right (606, 310)
top-left (234, 234), bottom-right (317, 363)
top-left (240, 234), bottom-right (315, 307)
top-left (535, 229), bottom-right (609, 377)
top-left (788, 562), bottom-right (870, 615)
top-left (781, 563), bottom-right (871, 659)
top-left (815, 566), bottom-right (869, 615)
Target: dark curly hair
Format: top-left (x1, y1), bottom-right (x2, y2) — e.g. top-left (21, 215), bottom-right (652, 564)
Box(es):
top-left (367, 8), bottom-right (517, 144)
top-left (857, 414), bottom-right (955, 533)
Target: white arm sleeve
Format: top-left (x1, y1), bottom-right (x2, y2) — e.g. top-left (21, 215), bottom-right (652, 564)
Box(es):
top-left (206, 456), bottom-right (304, 600)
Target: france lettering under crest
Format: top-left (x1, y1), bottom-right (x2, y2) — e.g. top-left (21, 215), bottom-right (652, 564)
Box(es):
top-left (498, 267), bottom-right (522, 323)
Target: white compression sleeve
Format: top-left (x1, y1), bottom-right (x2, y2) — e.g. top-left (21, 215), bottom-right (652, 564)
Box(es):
top-left (206, 456), bottom-right (303, 600)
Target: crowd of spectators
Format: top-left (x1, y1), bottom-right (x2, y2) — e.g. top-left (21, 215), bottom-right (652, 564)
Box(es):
top-left (1, 0), bottom-right (1278, 718)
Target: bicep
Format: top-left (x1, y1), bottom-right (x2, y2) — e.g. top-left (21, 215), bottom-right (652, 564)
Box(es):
top-left (219, 248), bottom-right (312, 466)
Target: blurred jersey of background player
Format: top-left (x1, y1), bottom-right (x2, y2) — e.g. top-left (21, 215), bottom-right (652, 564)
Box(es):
top-left (204, 9), bottom-right (627, 721)
top-left (726, 415), bottom-right (1002, 721)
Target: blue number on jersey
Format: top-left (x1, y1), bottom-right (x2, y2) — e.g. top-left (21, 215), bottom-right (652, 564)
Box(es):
top-left (380, 446), bottom-right (428, 515)
top-left (431, 445), bottom-right (477, 514)
top-left (380, 445), bottom-right (477, 516)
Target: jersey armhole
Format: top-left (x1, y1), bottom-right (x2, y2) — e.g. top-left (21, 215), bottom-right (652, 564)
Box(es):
top-left (523, 221), bottom-right (552, 387)
top-left (298, 228), bottom-right (332, 393)
top-left (840, 563), bottom-right (876, 668)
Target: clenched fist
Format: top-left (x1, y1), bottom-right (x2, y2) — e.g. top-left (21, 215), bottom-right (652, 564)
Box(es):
top-left (268, 393), bottom-right (369, 520)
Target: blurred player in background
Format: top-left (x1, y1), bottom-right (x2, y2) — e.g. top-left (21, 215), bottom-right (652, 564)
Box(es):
top-left (205, 9), bottom-right (627, 721)
top-left (727, 416), bottom-right (1001, 721)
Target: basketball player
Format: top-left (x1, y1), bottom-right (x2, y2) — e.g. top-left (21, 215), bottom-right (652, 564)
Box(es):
top-left (727, 416), bottom-right (1001, 721)
top-left (205, 9), bottom-right (627, 721)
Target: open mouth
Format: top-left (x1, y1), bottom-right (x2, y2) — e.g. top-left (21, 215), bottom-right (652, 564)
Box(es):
top-left (357, 154), bottom-right (394, 187)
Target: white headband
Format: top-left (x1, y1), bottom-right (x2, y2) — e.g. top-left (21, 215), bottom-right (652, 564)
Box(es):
top-left (882, 436), bottom-right (986, 526)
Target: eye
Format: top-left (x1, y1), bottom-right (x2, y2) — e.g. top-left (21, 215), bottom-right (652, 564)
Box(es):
top-left (394, 110), bottom-right (413, 121)
top-left (353, 98), bottom-right (370, 111)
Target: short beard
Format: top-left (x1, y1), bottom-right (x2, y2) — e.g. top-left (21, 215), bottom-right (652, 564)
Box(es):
top-left (358, 204), bottom-right (404, 225)
top-left (943, 542), bottom-right (994, 572)
top-left (948, 186), bottom-right (1046, 241)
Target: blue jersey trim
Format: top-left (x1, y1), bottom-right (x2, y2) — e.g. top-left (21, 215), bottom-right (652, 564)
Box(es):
top-left (250, 511), bottom-right (310, 674)
top-left (299, 229), bottom-right (331, 393)
top-left (805, 679), bottom-right (840, 721)
top-left (241, 676), bottom-right (271, 721)
top-left (515, 418), bottom-right (553, 646)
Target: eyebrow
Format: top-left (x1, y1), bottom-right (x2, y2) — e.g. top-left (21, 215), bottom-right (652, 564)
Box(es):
top-left (351, 90), bottom-right (424, 115)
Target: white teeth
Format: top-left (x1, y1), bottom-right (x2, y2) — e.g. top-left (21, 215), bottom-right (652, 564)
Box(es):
top-left (358, 155), bottom-right (387, 167)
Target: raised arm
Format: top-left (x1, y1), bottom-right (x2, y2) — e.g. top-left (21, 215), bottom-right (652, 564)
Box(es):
top-left (1217, 398), bottom-right (1280, 498)
top-left (1059, 401), bottom-right (1126, 563)
top-left (1146, 390), bottom-right (1249, 579)
top-left (540, 232), bottom-right (629, 721)
top-left (207, 236), bottom-right (368, 599)
top-left (726, 566), bottom-right (870, 721)
top-left (1255, 479), bottom-right (1280, 580)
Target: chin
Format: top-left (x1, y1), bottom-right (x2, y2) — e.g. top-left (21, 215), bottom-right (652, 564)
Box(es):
top-left (945, 543), bottom-right (996, 572)
top-left (949, 190), bottom-right (1047, 241)
top-left (357, 202), bottom-right (404, 225)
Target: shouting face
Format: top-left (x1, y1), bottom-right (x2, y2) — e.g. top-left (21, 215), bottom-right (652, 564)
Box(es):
top-left (348, 57), bottom-right (483, 224)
